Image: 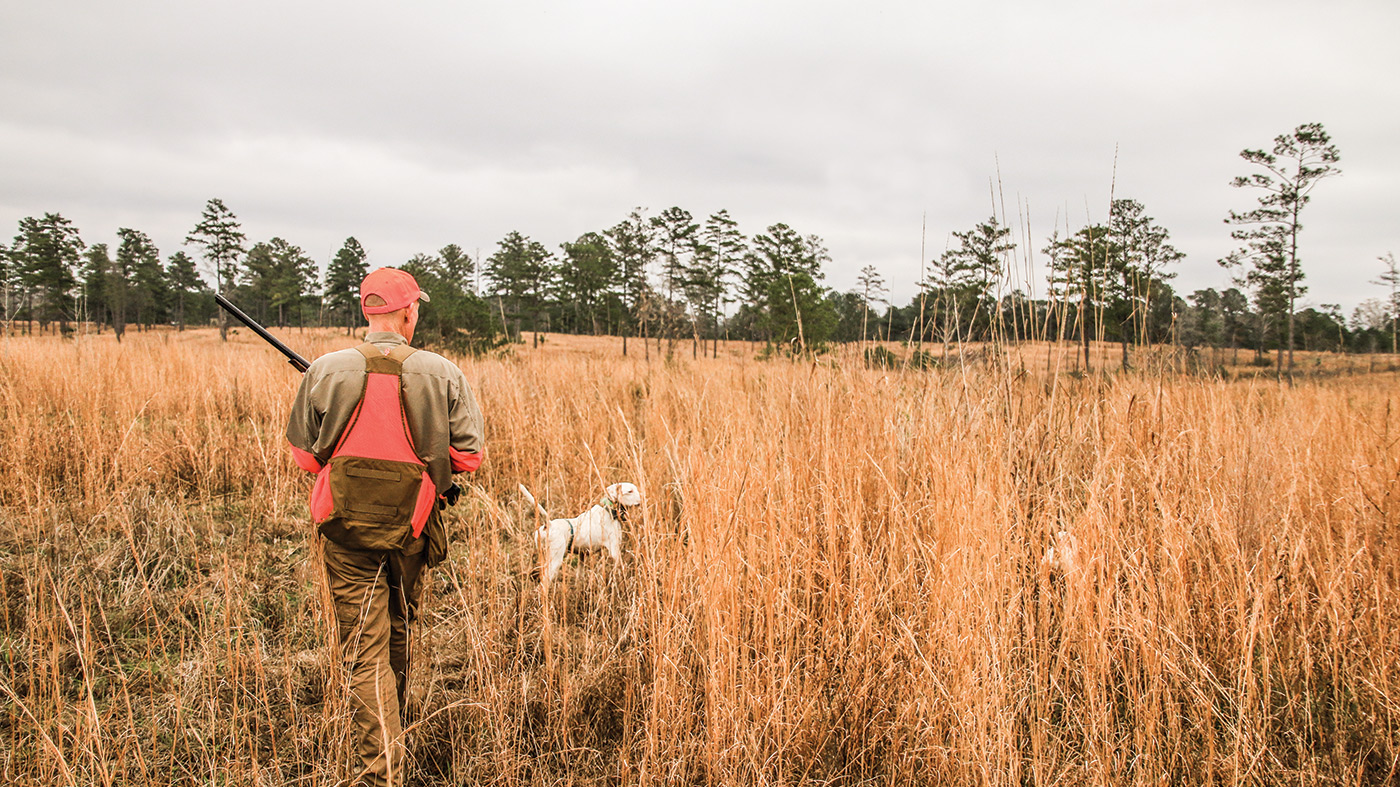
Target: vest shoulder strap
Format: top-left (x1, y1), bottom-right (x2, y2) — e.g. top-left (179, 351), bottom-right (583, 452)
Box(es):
top-left (355, 342), bottom-right (418, 374)
top-left (386, 343), bottom-right (418, 364)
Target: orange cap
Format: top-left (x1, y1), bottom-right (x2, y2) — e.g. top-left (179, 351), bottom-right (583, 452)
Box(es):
top-left (360, 267), bottom-right (430, 315)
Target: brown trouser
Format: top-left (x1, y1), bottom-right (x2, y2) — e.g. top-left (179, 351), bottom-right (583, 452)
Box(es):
top-left (323, 533), bottom-right (426, 787)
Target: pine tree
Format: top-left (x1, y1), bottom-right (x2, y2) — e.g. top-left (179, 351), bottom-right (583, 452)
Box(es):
top-left (242, 238), bottom-right (315, 327)
top-left (166, 251), bottom-right (203, 331)
top-left (274, 239), bottom-right (318, 328)
top-left (743, 223), bottom-right (820, 306)
top-left (1221, 123), bottom-right (1341, 382)
top-left (118, 228), bottom-right (165, 330)
top-left (108, 233), bottom-right (135, 341)
top-left (557, 232), bottom-right (617, 335)
top-left (855, 264), bottom-right (888, 342)
top-left (649, 207), bottom-right (699, 348)
top-left (1187, 288), bottom-right (1224, 353)
top-left (436, 244), bottom-right (475, 291)
top-left (244, 238), bottom-right (316, 327)
top-left (1109, 199), bottom-right (1183, 359)
top-left (689, 210), bottom-right (746, 356)
top-left (947, 217), bottom-right (1014, 306)
top-left (398, 253), bottom-right (502, 355)
top-left (649, 207), bottom-right (698, 306)
top-left (1220, 287), bottom-right (1252, 365)
top-left (1044, 223), bottom-right (1115, 371)
top-left (485, 231), bottom-right (553, 346)
top-left (923, 242), bottom-right (972, 350)
top-left (79, 243), bottom-right (112, 331)
top-left (184, 198), bottom-right (247, 341)
top-left (742, 224), bottom-right (829, 346)
top-left (926, 217), bottom-right (1015, 344)
top-left (11, 213), bottom-right (84, 334)
top-left (325, 237), bottom-right (368, 334)
top-left (604, 208), bottom-right (656, 356)
top-left (241, 241), bottom-right (277, 323)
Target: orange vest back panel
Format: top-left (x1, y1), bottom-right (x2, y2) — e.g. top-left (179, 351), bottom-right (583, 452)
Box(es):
top-left (310, 343), bottom-right (437, 547)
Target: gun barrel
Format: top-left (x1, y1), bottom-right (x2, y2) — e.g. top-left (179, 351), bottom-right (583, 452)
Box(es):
top-left (214, 293), bottom-right (312, 373)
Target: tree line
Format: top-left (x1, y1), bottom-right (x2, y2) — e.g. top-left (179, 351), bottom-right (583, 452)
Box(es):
top-left (3, 123), bottom-right (1395, 367)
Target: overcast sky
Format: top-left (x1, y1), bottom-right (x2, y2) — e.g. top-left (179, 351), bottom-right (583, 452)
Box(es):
top-left (2, 0), bottom-right (1397, 317)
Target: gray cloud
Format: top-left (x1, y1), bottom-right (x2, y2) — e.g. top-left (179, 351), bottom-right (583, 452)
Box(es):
top-left (2, 0), bottom-right (1397, 312)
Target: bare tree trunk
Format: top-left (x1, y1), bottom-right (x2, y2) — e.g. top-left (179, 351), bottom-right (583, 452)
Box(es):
top-left (1287, 292), bottom-right (1296, 385)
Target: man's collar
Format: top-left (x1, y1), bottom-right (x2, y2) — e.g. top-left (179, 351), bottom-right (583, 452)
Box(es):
top-left (365, 331), bottom-right (408, 346)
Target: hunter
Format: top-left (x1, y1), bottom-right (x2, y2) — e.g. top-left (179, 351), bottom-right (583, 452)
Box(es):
top-left (285, 266), bottom-right (484, 786)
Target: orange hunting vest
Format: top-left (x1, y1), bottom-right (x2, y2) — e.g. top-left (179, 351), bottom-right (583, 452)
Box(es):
top-left (309, 343), bottom-right (437, 550)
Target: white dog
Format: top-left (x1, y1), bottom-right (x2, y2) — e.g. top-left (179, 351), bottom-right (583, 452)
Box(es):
top-left (520, 482), bottom-right (642, 583)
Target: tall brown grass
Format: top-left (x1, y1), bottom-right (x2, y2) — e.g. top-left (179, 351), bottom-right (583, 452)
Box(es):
top-left (0, 328), bottom-right (1396, 785)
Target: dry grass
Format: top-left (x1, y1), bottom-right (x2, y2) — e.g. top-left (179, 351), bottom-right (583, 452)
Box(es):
top-left (1, 327), bottom-right (1397, 785)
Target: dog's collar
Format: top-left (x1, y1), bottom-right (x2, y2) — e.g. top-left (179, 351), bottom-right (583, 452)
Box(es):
top-left (602, 496), bottom-right (629, 524)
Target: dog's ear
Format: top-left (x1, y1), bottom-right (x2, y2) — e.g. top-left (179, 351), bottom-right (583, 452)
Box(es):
top-left (605, 483), bottom-right (621, 503)
top-left (614, 483), bottom-right (642, 506)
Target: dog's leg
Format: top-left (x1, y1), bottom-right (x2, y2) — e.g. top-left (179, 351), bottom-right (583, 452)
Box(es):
top-left (543, 553), bottom-right (565, 584)
top-left (535, 525), bottom-right (559, 584)
top-left (540, 522), bottom-right (572, 584)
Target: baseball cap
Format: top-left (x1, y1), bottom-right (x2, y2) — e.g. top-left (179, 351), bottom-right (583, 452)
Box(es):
top-left (360, 267), bottom-right (430, 315)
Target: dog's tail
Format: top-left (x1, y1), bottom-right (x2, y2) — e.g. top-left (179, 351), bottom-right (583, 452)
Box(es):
top-left (518, 483), bottom-right (551, 522)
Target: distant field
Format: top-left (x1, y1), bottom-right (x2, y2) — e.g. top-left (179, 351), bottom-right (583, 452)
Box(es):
top-left (1, 328), bottom-right (1397, 785)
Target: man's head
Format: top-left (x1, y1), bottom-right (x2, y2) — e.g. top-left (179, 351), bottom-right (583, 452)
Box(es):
top-left (360, 267), bottom-right (429, 342)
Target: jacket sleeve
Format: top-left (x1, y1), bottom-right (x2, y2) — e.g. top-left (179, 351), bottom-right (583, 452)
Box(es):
top-left (447, 367), bottom-right (484, 472)
top-left (290, 445), bottom-right (323, 473)
top-left (285, 365), bottom-right (327, 473)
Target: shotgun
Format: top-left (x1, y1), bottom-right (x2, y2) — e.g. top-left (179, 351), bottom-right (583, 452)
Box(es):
top-left (214, 293), bottom-right (312, 373)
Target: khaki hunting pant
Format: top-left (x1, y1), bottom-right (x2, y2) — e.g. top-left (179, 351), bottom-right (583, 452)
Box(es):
top-left (323, 534), bottom-right (426, 787)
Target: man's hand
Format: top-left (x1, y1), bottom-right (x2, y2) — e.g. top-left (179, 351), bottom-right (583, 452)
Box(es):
top-left (438, 482), bottom-right (462, 510)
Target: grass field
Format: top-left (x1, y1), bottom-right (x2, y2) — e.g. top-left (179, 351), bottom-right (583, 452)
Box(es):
top-left (1, 327), bottom-right (1397, 785)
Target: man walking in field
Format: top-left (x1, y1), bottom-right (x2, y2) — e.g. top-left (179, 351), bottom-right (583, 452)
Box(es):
top-left (286, 267), bottom-right (484, 786)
